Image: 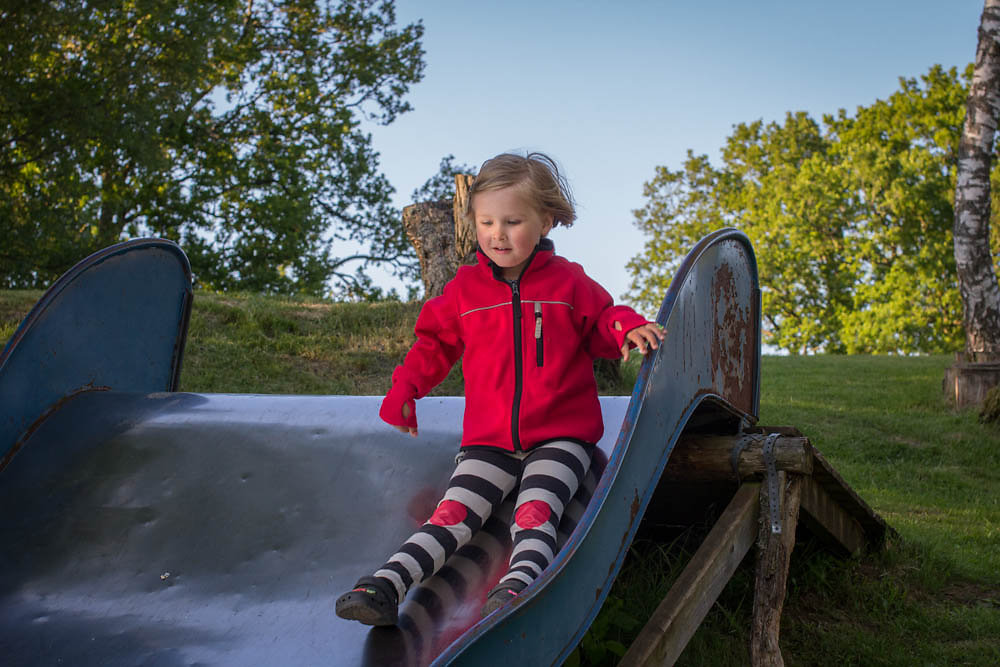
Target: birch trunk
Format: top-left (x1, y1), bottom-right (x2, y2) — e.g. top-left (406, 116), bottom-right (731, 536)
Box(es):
top-left (955, 0), bottom-right (1000, 361)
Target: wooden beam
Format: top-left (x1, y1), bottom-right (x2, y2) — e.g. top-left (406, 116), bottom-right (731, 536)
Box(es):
top-left (750, 473), bottom-right (803, 667)
top-left (808, 448), bottom-right (894, 548)
top-left (620, 483), bottom-right (760, 667)
top-left (798, 475), bottom-right (866, 556)
top-left (661, 435), bottom-right (813, 482)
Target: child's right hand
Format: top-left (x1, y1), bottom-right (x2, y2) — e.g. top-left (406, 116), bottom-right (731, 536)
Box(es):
top-left (620, 323), bottom-right (666, 362)
top-left (379, 381), bottom-right (419, 437)
top-left (395, 402), bottom-right (418, 438)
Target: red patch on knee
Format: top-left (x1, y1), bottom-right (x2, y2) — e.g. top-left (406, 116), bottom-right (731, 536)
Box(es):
top-left (429, 500), bottom-right (468, 526)
top-left (514, 500), bottom-right (552, 529)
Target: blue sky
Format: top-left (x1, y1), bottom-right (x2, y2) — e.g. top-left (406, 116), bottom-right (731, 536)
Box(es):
top-left (366, 1), bottom-right (983, 312)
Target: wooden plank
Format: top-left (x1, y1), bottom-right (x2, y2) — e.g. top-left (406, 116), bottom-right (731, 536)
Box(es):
top-left (750, 473), bottom-right (802, 667)
top-left (808, 448), bottom-right (894, 547)
top-left (661, 435), bottom-right (813, 482)
top-left (798, 475), bottom-right (866, 556)
top-left (620, 483), bottom-right (761, 667)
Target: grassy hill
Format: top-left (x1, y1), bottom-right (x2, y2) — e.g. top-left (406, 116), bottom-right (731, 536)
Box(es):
top-left (3, 290), bottom-right (999, 665)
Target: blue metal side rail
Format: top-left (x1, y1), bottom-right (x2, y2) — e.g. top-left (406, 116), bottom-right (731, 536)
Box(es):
top-left (0, 238), bottom-right (192, 468)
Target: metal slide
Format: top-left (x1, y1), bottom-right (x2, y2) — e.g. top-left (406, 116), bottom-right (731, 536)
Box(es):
top-left (0, 230), bottom-right (760, 666)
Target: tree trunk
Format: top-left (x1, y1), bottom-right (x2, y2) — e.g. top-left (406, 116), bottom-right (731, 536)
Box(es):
top-left (98, 166), bottom-right (121, 249)
top-left (954, 0), bottom-right (1000, 361)
top-left (401, 174), bottom-right (478, 299)
top-left (453, 174), bottom-right (477, 266)
top-left (401, 200), bottom-right (457, 299)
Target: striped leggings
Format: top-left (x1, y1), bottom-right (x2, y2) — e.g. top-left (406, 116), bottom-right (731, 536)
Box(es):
top-left (374, 440), bottom-right (591, 604)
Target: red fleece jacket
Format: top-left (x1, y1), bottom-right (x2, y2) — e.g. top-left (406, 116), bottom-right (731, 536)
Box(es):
top-left (380, 240), bottom-right (650, 451)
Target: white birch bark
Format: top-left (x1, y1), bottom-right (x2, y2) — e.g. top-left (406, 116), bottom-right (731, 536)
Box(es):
top-left (955, 0), bottom-right (1000, 360)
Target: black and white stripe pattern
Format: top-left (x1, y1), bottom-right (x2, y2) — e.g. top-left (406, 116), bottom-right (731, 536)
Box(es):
top-left (393, 503), bottom-right (514, 664)
top-left (375, 449), bottom-right (521, 603)
top-left (555, 462), bottom-right (598, 546)
top-left (500, 440), bottom-right (591, 589)
top-left (373, 441), bottom-right (592, 604)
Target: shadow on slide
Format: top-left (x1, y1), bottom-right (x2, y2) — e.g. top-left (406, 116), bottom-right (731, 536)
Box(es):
top-left (0, 230), bottom-right (760, 666)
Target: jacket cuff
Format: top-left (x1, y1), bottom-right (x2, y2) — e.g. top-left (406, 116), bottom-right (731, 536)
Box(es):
top-left (380, 369), bottom-right (418, 428)
top-left (609, 310), bottom-right (652, 350)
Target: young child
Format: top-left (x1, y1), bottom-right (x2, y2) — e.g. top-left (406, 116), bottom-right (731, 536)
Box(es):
top-left (335, 152), bottom-right (664, 626)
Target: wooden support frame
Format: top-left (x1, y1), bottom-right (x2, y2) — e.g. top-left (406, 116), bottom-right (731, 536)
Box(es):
top-left (750, 472), bottom-right (803, 666)
top-left (620, 483), bottom-right (761, 666)
top-left (661, 431), bottom-right (889, 553)
top-left (621, 428), bottom-right (893, 666)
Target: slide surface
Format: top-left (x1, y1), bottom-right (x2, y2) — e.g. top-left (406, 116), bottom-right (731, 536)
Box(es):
top-left (0, 230), bottom-right (760, 665)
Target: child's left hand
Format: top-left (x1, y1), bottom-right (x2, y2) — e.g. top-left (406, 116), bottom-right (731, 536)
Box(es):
top-left (620, 323), bottom-right (665, 362)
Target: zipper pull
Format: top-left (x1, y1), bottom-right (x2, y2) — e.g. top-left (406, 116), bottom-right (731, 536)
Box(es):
top-left (534, 302), bottom-right (542, 339)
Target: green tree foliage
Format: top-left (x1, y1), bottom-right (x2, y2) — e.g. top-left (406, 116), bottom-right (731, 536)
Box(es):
top-left (409, 154), bottom-right (475, 203)
top-left (0, 0), bottom-right (424, 296)
top-left (627, 65), bottom-right (977, 354)
top-left (333, 154), bottom-right (476, 303)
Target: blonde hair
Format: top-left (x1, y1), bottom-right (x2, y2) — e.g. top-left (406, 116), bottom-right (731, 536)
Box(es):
top-left (465, 152), bottom-right (576, 228)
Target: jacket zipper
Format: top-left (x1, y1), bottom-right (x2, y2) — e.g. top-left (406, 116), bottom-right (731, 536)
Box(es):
top-left (510, 279), bottom-right (523, 451)
top-left (534, 301), bottom-right (543, 366)
top-left (491, 244), bottom-right (541, 452)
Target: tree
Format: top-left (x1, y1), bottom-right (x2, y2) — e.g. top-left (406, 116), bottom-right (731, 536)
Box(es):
top-left (0, 0), bottom-right (424, 296)
top-left (627, 65), bottom-right (974, 354)
top-left (954, 0), bottom-right (1000, 361)
top-left (828, 66), bottom-right (967, 353)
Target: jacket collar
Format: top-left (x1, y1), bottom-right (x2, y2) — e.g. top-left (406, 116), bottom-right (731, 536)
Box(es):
top-left (477, 237), bottom-right (555, 282)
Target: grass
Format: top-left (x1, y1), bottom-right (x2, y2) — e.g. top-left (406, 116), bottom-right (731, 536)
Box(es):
top-left (761, 356), bottom-right (1000, 584)
top-left (577, 354), bottom-right (1000, 666)
top-left (0, 290), bottom-right (41, 346)
top-left (0, 290), bottom-right (635, 397)
top-left (179, 293), bottom-right (440, 396)
top-left (3, 290), bottom-right (999, 665)
top-left (178, 291), bottom-right (637, 396)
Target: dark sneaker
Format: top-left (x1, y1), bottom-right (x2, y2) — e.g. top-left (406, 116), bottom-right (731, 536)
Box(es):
top-left (480, 582), bottom-right (525, 617)
top-left (335, 576), bottom-right (399, 626)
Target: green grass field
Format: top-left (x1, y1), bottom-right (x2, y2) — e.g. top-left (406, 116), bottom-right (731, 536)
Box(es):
top-left (3, 290), bottom-right (999, 665)
top-left (589, 354), bottom-right (1000, 667)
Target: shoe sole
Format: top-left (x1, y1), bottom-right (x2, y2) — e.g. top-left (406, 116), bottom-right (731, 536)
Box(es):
top-left (335, 592), bottom-right (397, 626)
top-left (480, 593), bottom-right (515, 617)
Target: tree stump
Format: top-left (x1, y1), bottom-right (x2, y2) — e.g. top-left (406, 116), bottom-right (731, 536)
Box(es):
top-left (453, 174), bottom-right (477, 266)
top-left (401, 174), bottom-right (477, 299)
top-left (943, 352), bottom-right (1000, 409)
top-left (401, 200), bottom-right (458, 299)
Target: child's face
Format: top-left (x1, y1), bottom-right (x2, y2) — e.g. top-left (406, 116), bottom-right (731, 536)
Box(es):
top-left (473, 185), bottom-right (554, 281)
